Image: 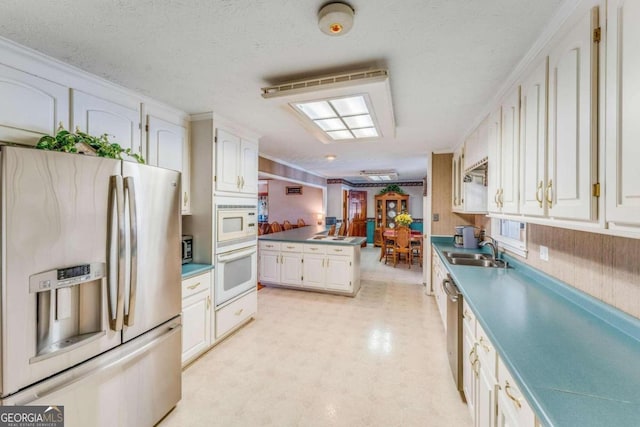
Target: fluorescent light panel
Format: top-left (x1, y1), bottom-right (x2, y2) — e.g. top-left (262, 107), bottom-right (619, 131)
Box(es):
top-left (293, 95), bottom-right (381, 141)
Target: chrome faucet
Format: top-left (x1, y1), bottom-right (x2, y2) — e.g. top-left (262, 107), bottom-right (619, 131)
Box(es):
top-left (479, 237), bottom-right (498, 260)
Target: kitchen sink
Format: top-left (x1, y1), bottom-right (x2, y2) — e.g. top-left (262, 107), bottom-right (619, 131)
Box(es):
top-left (444, 252), bottom-right (509, 268)
top-left (444, 252), bottom-right (491, 260)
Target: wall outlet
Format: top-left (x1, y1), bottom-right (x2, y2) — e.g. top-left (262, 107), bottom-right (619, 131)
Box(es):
top-left (432, 213), bottom-right (440, 222)
top-left (539, 245), bottom-right (549, 261)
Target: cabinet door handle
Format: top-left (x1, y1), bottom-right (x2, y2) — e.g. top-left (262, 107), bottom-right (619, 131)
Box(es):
top-left (286, 245), bottom-right (295, 249)
top-left (326, 258), bottom-right (329, 267)
top-left (535, 180), bottom-right (543, 208)
top-left (241, 176), bottom-right (245, 188)
top-left (494, 189), bottom-right (500, 206)
top-left (334, 249), bottom-right (343, 252)
top-left (499, 188), bottom-right (504, 207)
top-left (479, 336), bottom-right (491, 353)
top-left (280, 255), bottom-right (283, 264)
top-left (183, 191), bottom-right (188, 206)
top-left (546, 179), bottom-right (553, 208)
top-left (504, 381), bottom-right (522, 409)
top-left (463, 308), bottom-right (471, 318)
top-left (187, 282), bottom-right (201, 290)
top-left (207, 295), bottom-right (211, 310)
top-left (472, 358), bottom-right (480, 377)
top-left (321, 258), bottom-right (325, 267)
top-left (235, 308), bottom-right (244, 316)
top-left (237, 176), bottom-right (241, 190)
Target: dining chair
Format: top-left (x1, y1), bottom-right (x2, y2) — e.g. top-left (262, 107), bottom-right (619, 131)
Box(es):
top-left (282, 220), bottom-right (293, 230)
top-left (411, 235), bottom-right (423, 267)
top-left (346, 221), bottom-right (355, 237)
top-left (393, 226), bottom-right (413, 268)
top-left (261, 223), bottom-right (271, 235)
top-left (270, 222), bottom-right (283, 233)
top-left (297, 218), bottom-right (306, 227)
top-left (328, 224), bottom-right (336, 235)
top-left (380, 229), bottom-right (394, 264)
top-left (338, 220), bottom-right (348, 236)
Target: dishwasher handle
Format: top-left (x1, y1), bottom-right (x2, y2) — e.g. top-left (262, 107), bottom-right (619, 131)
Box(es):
top-left (442, 277), bottom-right (460, 302)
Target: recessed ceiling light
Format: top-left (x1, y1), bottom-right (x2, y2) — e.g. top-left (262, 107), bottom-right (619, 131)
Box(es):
top-left (325, 154), bottom-right (337, 161)
top-left (360, 170), bottom-right (398, 181)
top-left (261, 69), bottom-right (395, 144)
top-left (292, 94), bottom-right (381, 142)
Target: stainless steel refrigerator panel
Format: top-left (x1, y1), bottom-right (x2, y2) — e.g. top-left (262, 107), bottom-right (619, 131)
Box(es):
top-left (121, 162), bottom-right (181, 342)
top-left (2, 319), bottom-right (182, 427)
top-left (1, 147), bottom-right (122, 397)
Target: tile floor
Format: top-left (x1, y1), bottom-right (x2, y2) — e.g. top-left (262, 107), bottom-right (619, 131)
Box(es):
top-left (159, 246), bottom-right (472, 427)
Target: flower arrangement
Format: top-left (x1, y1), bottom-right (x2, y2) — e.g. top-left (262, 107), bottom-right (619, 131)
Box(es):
top-left (395, 212), bottom-right (413, 227)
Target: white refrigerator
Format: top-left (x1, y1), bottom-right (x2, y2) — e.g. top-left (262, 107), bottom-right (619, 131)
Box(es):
top-left (0, 146), bottom-right (182, 426)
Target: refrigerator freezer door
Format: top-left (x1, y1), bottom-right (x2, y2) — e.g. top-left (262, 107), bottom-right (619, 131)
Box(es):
top-left (122, 162), bottom-right (181, 342)
top-left (1, 147), bottom-right (122, 397)
top-left (2, 319), bottom-right (182, 427)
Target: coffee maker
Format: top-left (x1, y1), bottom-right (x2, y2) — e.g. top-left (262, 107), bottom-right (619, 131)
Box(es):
top-left (454, 225), bottom-right (479, 248)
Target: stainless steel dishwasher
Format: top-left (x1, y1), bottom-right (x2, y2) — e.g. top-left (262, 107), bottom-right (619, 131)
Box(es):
top-left (443, 274), bottom-right (465, 401)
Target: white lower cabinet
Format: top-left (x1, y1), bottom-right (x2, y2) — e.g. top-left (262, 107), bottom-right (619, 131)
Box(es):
top-left (431, 248), bottom-right (447, 331)
top-left (258, 241), bottom-right (358, 294)
top-left (462, 300), bottom-right (537, 427)
top-left (497, 357), bottom-right (536, 427)
top-left (181, 271), bottom-right (212, 366)
top-left (215, 289), bottom-right (257, 339)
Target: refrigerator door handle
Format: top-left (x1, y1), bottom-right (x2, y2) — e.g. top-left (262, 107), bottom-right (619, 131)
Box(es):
top-left (107, 175), bottom-right (126, 331)
top-left (124, 176), bottom-right (138, 327)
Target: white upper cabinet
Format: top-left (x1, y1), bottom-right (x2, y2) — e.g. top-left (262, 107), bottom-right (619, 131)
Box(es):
top-left (0, 64), bottom-right (69, 145)
top-left (215, 128), bottom-right (258, 196)
top-left (547, 6), bottom-right (599, 221)
top-left (146, 114), bottom-right (190, 214)
top-left (606, 0), bottom-right (640, 228)
top-left (519, 59), bottom-right (548, 217)
top-left (487, 108), bottom-right (502, 213)
top-left (465, 116), bottom-right (489, 172)
top-left (71, 90), bottom-right (142, 158)
top-left (500, 86), bottom-right (521, 214)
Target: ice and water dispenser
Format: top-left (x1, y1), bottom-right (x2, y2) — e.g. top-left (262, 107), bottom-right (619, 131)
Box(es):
top-left (29, 263), bottom-right (106, 362)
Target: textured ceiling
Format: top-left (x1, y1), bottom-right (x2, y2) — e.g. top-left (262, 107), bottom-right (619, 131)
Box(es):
top-left (0, 0), bottom-right (562, 182)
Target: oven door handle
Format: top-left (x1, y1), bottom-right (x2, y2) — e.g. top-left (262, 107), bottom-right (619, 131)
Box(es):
top-left (217, 246), bottom-right (257, 262)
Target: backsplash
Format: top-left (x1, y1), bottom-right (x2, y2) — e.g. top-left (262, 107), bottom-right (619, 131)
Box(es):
top-left (512, 224), bottom-right (640, 320)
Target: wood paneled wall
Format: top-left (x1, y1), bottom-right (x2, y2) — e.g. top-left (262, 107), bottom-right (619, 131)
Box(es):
top-left (514, 224), bottom-right (640, 319)
top-left (431, 153), bottom-right (476, 235)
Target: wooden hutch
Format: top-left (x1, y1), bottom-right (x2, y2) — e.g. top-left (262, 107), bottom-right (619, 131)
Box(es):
top-left (374, 192), bottom-right (410, 246)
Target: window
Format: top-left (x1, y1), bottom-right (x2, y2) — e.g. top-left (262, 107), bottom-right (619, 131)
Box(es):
top-left (491, 219), bottom-right (527, 257)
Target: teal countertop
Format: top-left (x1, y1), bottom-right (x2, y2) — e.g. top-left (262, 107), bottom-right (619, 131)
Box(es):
top-left (181, 263), bottom-right (213, 279)
top-left (431, 237), bottom-right (640, 427)
top-left (259, 225), bottom-right (367, 246)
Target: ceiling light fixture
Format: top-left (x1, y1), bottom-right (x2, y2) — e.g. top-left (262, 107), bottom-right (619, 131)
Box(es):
top-left (360, 170), bottom-right (399, 181)
top-left (325, 154), bottom-right (337, 161)
top-left (292, 94), bottom-right (380, 141)
top-left (318, 3), bottom-right (355, 36)
top-left (260, 69), bottom-right (395, 144)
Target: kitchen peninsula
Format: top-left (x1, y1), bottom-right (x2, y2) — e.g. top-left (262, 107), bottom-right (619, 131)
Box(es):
top-left (258, 226), bottom-right (365, 296)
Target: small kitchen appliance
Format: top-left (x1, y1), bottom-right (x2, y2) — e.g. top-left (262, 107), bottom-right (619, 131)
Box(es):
top-left (462, 226), bottom-right (478, 248)
top-left (182, 235), bottom-right (193, 264)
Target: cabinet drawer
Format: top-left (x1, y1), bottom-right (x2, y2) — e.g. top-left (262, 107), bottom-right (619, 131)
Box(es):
top-left (498, 357), bottom-right (536, 426)
top-left (259, 241), bottom-right (281, 251)
top-left (326, 246), bottom-right (353, 256)
top-left (281, 242), bottom-right (303, 252)
top-left (476, 321), bottom-right (497, 373)
top-left (216, 290), bottom-right (257, 338)
top-left (182, 271), bottom-right (211, 299)
top-left (462, 300), bottom-right (476, 335)
top-left (304, 244), bottom-right (327, 254)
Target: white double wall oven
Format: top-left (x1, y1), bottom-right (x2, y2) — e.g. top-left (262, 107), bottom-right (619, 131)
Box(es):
top-left (214, 197), bottom-right (258, 307)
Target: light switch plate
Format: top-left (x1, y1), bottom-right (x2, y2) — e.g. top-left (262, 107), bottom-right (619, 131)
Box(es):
top-left (539, 245), bottom-right (549, 261)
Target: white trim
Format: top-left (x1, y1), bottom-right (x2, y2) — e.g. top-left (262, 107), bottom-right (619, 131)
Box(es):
top-left (488, 213), bottom-right (640, 239)
top-left (189, 112), bottom-right (214, 122)
top-left (459, 0), bottom-right (585, 142)
top-left (0, 36), bottom-right (187, 119)
top-left (490, 218), bottom-right (529, 258)
top-left (257, 172), bottom-right (326, 190)
top-left (258, 152), bottom-right (328, 179)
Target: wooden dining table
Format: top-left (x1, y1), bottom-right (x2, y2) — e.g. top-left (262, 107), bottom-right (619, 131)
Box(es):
top-left (380, 229), bottom-right (423, 264)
